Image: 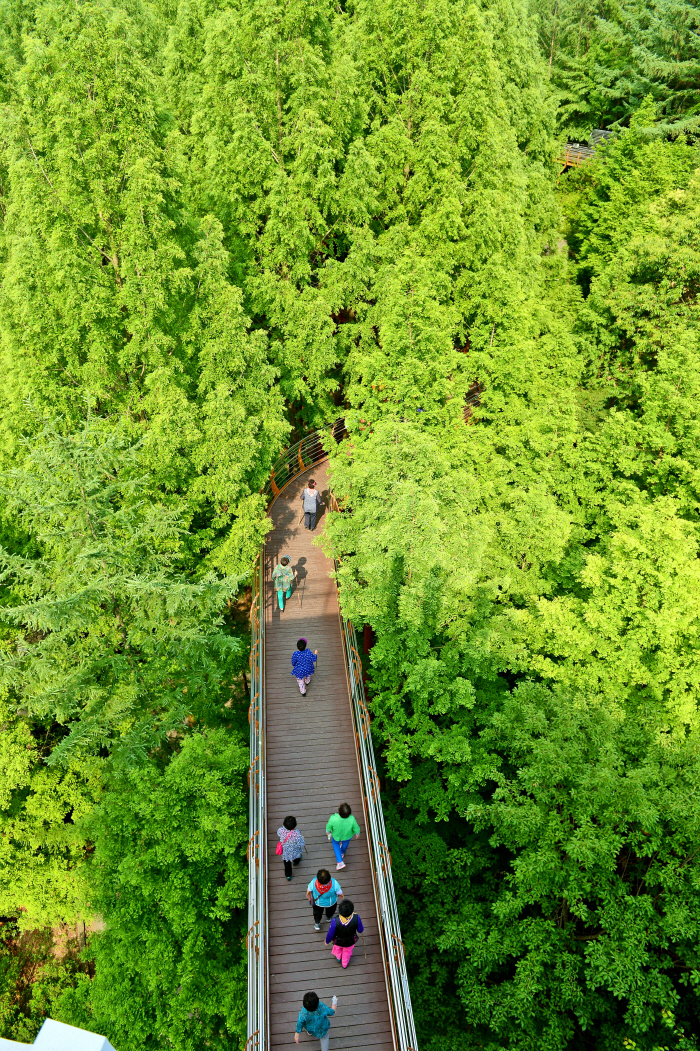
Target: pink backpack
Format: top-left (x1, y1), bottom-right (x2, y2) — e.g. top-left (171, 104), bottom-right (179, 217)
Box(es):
top-left (276, 829), bottom-right (294, 856)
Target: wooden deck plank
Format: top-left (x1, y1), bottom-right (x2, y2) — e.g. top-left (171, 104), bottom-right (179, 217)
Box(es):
top-left (264, 463), bottom-right (394, 1051)
top-left (273, 1036), bottom-right (393, 1051)
top-left (272, 984), bottom-right (389, 1007)
top-left (271, 1021), bottom-right (394, 1047)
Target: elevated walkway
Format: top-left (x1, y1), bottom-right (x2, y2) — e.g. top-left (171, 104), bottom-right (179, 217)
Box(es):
top-left (247, 425), bottom-right (417, 1051)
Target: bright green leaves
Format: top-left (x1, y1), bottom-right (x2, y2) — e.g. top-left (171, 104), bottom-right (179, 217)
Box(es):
top-left (169, 0), bottom-right (558, 427)
top-left (0, 417), bottom-right (242, 765)
top-left (0, 717), bottom-right (34, 810)
top-left (0, 0), bottom-right (178, 436)
top-left (441, 686), bottom-right (700, 1050)
top-left (83, 730), bottom-right (248, 1051)
top-left (569, 111), bottom-right (697, 286)
top-left (172, 0), bottom-right (365, 420)
top-left (143, 214), bottom-right (288, 572)
top-left (0, 0), bottom-right (287, 570)
top-left (327, 421), bottom-right (475, 627)
top-left (525, 496), bottom-right (700, 718)
top-left (0, 759), bottom-right (101, 929)
top-left (567, 129), bottom-right (700, 545)
top-left (345, 244), bottom-right (464, 423)
top-left (341, 0), bottom-right (558, 424)
top-left (0, 696), bottom-right (102, 929)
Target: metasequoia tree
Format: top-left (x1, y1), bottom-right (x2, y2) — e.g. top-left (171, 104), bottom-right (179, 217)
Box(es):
top-left (0, 0), bottom-right (286, 573)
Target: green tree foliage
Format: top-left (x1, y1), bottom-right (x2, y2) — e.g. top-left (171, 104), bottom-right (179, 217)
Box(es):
top-left (0, 0), bottom-right (287, 572)
top-left (0, 417), bottom-right (242, 764)
top-left (77, 730), bottom-right (248, 1051)
top-left (450, 686), bottom-right (700, 1051)
top-left (0, 704), bottom-right (101, 928)
top-left (166, 0), bottom-right (368, 421)
top-left (2, 0), bottom-right (700, 1047)
top-left (168, 0), bottom-right (557, 427)
top-left (0, 0), bottom-right (261, 1040)
top-left (386, 689), bottom-right (700, 1051)
top-left (339, 0), bottom-right (558, 426)
top-left (0, 417), bottom-right (249, 1035)
top-left (324, 78), bottom-right (700, 1051)
top-left (532, 0), bottom-right (700, 138)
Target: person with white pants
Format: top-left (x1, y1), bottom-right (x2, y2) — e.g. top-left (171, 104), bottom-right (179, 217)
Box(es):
top-left (295, 991), bottom-right (337, 1051)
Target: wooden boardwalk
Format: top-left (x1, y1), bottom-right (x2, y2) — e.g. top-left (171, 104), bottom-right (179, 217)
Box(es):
top-left (264, 462), bottom-right (394, 1051)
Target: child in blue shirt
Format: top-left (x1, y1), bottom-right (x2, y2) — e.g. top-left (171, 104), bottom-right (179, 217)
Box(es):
top-left (306, 868), bottom-right (343, 931)
top-left (291, 638), bottom-right (318, 695)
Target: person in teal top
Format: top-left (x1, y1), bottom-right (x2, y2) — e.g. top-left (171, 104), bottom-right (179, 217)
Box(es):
top-left (306, 869), bottom-right (343, 931)
top-left (271, 555), bottom-right (295, 611)
top-left (326, 802), bottom-right (361, 870)
top-left (295, 991), bottom-right (337, 1051)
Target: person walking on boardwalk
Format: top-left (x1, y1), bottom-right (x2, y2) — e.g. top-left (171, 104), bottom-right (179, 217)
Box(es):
top-left (325, 899), bottom-right (364, 969)
top-left (271, 554), bottom-right (295, 612)
top-left (301, 478), bottom-right (323, 531)
top-left (294, 991), bottom-right (338, 1051)
top-left (276, 816), bottom-right (305, 881)
top-left (326, 802), bottom-right (361, 870)
top-left (307, 868), bottom-right (343, 931)
top-left (291, 638), bottom-right (318, 695)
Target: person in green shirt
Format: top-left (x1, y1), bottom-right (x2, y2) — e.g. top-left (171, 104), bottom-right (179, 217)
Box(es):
top-left (326, 803), bottom-right (361, 870)
top-left (271, 555), bottom-right (295, 611)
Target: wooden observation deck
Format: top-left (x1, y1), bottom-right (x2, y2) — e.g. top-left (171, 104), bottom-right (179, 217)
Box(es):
top-left (247, 424), bottom-right (417, 1051)
top-left (555, 130), bottom-right (614, 173)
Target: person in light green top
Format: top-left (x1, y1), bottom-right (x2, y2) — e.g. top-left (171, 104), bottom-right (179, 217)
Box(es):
top-left (271, 555), bottom-right (295, 611)
top-left (326, 803), bottom-right (361, 870)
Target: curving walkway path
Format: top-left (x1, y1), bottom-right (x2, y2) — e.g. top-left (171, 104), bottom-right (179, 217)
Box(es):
top-left (264, 461), bottom-right (394, 1051)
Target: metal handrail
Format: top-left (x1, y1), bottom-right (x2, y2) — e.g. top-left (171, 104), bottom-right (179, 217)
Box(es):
top-left (556, 143), bottom-right (596, 169)
top-left (263, 419), bottom-right (346, 502)
top-left (247, 551), bottom-right (266, 1051)
top-left (336, 608), bottom-right (419, 1051)
top-left (247, 417), bottom-right (418, 1051)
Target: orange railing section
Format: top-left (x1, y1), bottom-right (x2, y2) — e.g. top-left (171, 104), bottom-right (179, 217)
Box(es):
top-left (556, 143), bottom-right (596, 170)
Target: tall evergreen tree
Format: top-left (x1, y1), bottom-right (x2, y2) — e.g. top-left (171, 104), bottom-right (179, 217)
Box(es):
top-left (0, 416), bottom-right (241, 764)
top-left (0, 0), bottom-right (287, 572)
top-left (167, 0), bottom-right (369, 423)
top-left (532, 0), bottom-right (700, 138)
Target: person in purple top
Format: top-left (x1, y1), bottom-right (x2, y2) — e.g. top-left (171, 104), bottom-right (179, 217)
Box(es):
top-left (291, 638), bottom-right (318, 695)
top-left (325, 899), bottom-right (364, 968)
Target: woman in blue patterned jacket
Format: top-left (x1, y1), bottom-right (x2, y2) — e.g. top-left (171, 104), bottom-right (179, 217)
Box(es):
top-left (291, 638), bottom-right (318, 695)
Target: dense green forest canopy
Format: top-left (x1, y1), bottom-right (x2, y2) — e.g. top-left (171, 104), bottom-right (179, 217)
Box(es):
top-left (0, 0), bottom-right (699, 1047)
